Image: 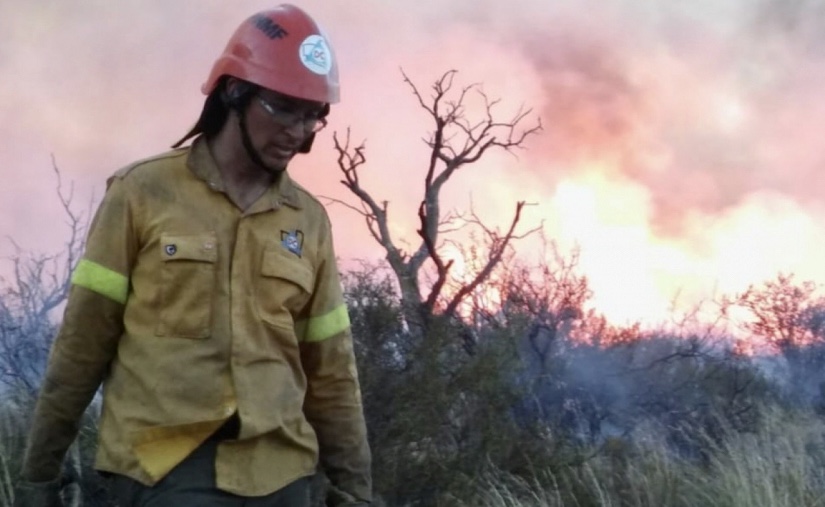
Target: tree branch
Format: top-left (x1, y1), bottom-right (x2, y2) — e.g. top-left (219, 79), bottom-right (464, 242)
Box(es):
top-left (443, 201), bottom-right (539, 317)
top-left (332, 129), bottom-right (405, 267)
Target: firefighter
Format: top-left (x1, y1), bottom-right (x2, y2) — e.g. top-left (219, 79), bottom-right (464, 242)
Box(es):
top-left (14, 4), bottom-right (372, 506)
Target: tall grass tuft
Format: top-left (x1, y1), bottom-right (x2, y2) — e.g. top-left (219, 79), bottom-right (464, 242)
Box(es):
top-left (0, 394), bottom-right (31, 507)
top-left (473, 406), bottom-right (825, 507)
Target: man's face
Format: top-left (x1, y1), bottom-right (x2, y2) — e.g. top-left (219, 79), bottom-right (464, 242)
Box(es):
top-left (244, 89), bottom-right (327, 173)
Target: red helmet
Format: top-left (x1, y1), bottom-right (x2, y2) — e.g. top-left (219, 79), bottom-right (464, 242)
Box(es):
top-left (203, 4), bottom-right (340, 103)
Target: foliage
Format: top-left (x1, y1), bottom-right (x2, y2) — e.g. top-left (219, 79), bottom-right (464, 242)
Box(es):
top-left (4, 250), bottom-right (825, 505)
top-left (340, 260), bottom-right (815, 506)
top-left (6, 174), bottom-right (825, 506)
top-left (726, 274), bottom-right (825, 409)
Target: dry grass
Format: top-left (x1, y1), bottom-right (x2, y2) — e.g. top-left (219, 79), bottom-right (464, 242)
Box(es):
top-left (472, 407), bottom-right (825, 507)
top-left (2, 398), bottom-right (825, 506)
top-left (0, 397), bottom-right (28, 507)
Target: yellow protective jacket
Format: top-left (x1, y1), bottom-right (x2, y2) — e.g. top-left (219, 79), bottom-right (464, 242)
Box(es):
top-left (21, 136), bottom-right (372, 501)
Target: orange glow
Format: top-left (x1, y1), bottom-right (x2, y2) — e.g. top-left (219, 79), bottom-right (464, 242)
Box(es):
top-left (5, 1), bottom-right (825, 348)
top-left (546, 166), bottom-right (687, 325)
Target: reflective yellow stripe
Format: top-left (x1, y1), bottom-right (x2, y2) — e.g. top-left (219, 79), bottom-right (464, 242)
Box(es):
top-left (71, 259), bottom-right (129, 304)
top-left (299, 305), bottom-right (351, 342)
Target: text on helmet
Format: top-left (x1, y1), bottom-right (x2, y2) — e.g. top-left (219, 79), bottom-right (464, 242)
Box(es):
top-left (252, 14), bottom-right (289, 40)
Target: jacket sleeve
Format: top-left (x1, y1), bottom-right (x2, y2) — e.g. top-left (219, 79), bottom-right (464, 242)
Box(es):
top-left (298, 213), bottom-right (372, 503)
top-left (20, 176), bottom-right (137, 482)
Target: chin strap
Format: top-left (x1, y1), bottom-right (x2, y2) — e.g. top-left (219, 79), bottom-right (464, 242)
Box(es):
top-left (298, 103), bottom-right (329, 153)
top-left (177, 79), bottom-right (327, 162)
top-left (298, 133), bottom-right (315, 153)
top-left (236, 106), bottom-right (273, 171)
top-left (222, 82), bottom-right (281, 172)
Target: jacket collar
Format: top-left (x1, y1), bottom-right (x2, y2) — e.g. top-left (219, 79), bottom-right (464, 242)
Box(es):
top-left (186, 136), bottom-right (302, 211)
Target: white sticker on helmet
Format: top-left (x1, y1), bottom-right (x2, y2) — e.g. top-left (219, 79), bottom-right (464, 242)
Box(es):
top-left (299, 35), bottom-right (333, 75)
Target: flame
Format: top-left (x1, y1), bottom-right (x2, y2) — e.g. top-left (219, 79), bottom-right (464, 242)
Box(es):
top-left (550, 166), bottom-right (676, 325)
top-left (544, 163), bottom-right (825, 332)
top-left (6, 0), bottom-right (825, 353)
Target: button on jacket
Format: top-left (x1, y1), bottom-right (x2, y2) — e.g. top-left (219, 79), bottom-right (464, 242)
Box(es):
top-left (21, 136), bottom-right (372, 500)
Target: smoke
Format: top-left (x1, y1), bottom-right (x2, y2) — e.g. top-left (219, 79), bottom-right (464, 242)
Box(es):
top-left (411, 0), bottom-right (825, 322)
top-left (490, 0), bottom-right (825, 229)
top-left (3, 0), bottom-right (825, 324)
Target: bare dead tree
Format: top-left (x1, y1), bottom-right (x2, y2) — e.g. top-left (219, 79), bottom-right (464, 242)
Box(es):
top-left (329, 69), bottom-right (542, 345)
top-left (0, 159), bottom-right (90, 395)
top-left (0, 162), bottom-right (98, 507)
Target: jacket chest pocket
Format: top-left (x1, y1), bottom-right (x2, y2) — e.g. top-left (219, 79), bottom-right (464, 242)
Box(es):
top-left (257, 248), bottom-right (314, 329)
top-left (156, 233), bottom-right (217, 339)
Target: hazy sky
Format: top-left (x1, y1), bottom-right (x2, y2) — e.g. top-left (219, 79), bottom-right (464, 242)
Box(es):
top-left (3, 0), bottom-right (825, 325)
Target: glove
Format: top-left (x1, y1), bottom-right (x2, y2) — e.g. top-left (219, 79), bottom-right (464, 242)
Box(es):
top-left (12, 477), bottom-right (63, 507)
top-left (326, 485), bottom-right (370, 507)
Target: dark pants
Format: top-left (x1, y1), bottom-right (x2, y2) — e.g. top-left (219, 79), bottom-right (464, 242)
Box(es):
top-left (108, 438), bottom-right (311, 507)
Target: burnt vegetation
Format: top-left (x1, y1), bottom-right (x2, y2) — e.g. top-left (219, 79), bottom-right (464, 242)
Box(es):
top-left (4, 73), bottom-right (825, 506)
